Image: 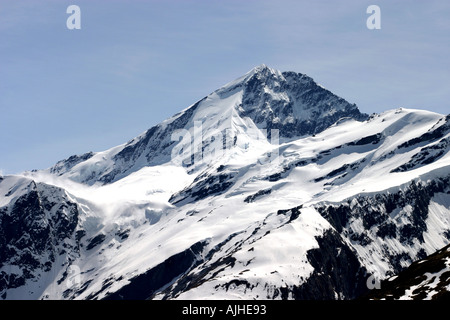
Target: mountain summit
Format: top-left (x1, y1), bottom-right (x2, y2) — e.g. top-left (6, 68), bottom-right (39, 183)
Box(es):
top-left (234, 64), bottom-right (366, 137)
top-left (1, 66), bottom-right (449, 300)
top-left (46, 65), bottom-right (367, 185)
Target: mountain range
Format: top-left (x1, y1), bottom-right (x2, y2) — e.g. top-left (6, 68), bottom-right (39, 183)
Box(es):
top-left (1, 65), bottom-right (449, 300)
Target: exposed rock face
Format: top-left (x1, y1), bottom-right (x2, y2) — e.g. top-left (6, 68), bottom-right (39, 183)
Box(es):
top-left (315, 176), bottom-right (450, 277)
top-left (0, 179), bottom-right (80, 299)
top-left (240, 67), bottom-right (367, 138)
top-left (283, 229), bottom-right (369, 300)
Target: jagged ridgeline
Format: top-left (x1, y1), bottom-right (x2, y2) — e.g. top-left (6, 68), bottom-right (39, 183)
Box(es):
top-left (45, 65), bottom-right (368, 186)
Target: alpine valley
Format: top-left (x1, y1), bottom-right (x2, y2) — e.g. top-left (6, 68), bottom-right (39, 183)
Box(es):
top-left (1, 65), bottom-right (449, 300)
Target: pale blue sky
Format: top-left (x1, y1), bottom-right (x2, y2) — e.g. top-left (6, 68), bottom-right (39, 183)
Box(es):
top-left (1, 0), bottom-right (449, 174)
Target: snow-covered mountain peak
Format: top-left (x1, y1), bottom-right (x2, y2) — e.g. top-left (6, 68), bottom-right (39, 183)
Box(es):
top-left (244, 63), bottom-right (282, 80)
top-left (1, 66), bottom-right (449, 300)
top-left (212, 64), bottom-right (281, 100)
top-left (40, 66), bottom-right (368, 185)
top-left (237, 65), bottom-right (367, 138)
